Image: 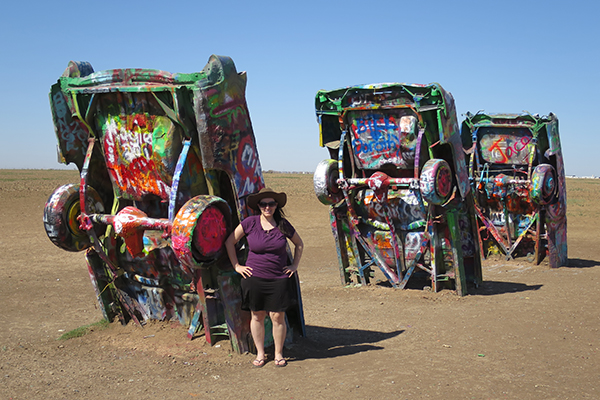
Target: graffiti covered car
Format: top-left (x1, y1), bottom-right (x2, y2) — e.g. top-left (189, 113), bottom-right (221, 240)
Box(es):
top-left (460, 112), bottom-right (567, 268)
top-left (43, 55), bottom-right (304, 352)
top-left (313, 83), bottom-right (482, 295)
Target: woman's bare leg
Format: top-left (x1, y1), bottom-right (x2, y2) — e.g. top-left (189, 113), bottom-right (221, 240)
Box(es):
top-left (250, 310), bottom-right (267, 361)
top-left (270, 311), bottom-right (287, 362)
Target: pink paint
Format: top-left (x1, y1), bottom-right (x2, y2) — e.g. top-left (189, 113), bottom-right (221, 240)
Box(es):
top-left (436, 165), bottom-right (452, 198)
top-left (192, 206), bottom-right (227, 257)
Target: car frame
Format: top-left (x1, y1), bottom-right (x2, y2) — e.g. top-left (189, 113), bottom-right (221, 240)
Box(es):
top-left (313, 82), bottom-right (482, 295)
top-left (460, 111), bottom-right (568, 268)
top-left (43, 55), bottom-right (305, 352)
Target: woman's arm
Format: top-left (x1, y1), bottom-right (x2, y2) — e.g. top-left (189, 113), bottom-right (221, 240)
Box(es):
top-left (284, 231), bottom-right (304, 277)
top-left (225, 224), bottom-right (253, 278)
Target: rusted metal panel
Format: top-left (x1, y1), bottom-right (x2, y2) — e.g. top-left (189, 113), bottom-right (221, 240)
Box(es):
top-left (314, 82), bottom-right (482, 295)
top-left (460, 112), bottom-right (567, 268)
top-left (43, 55), bottom-right (304, 352)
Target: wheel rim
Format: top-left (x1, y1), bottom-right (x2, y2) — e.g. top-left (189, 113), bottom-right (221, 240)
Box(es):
top-left (66, 200), bottom-right (84, 236)
top-left (192, 206), bottom-right (228, 259)
top-left (435, 164), bottom-right (452, 199)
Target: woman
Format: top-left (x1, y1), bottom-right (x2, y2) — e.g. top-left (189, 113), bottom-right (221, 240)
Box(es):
top-left (225, 187), bottom-right (303, 368)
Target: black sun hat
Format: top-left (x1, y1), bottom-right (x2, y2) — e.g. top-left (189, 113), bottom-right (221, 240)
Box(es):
top-left (247, 187), bottom-right (287, 210)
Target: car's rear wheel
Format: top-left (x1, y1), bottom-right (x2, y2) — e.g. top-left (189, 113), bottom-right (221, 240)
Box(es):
top-left (420, 159), bottom-right (453, 205)
top-left (314, 159), bottom-right (343, 205)
top-left (43, 184), bottom-right (104, 252)
top-left (530, 164), bottom-right (557, 205)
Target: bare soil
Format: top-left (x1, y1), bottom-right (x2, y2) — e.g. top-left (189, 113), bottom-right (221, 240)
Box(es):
top-left (1, 170), bottom-right (599, 400)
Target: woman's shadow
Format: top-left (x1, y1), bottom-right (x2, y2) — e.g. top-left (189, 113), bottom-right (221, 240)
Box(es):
top-left (285, 325), bottom-right (403, 361)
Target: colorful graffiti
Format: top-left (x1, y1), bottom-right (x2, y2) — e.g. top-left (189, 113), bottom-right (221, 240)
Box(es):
top-left (235, 134), bottom-right (263, 198)
top-left (349, 112), bottom-right (418, 170)
top-left (102, 114), bottom-right (171, 199)
top-left (314, 82), bottom-right (482, 295)
top-left (480, 133), bottom-right (532, 164)
top-left (44, 55), bottom-right (304, 353)
top-left (359, 190), bottom-right (425, 227)
top-left (50, 91), bottom-right (89, 168)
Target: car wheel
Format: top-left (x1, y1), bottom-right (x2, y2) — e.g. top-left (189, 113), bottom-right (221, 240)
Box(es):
top-left (171, 195), bottom-right (231, 271)
top-left (530, 164), bottom-right (557, 205)
top-left (64, 61), bottom-right (94, 77)
top-left (43, 184), bottom-right (104, 252)
top-left (314, 159), bottom-right (343, 205)
top-left (420, 159), bottom-right (453, 205)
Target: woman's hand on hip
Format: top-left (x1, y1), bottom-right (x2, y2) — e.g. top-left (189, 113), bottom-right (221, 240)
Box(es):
top-left (235, 264), bottom-right (253, 278)
top-left (283, 264), bottom-right (298, 277)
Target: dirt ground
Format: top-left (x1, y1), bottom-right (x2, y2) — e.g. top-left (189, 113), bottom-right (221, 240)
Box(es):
top-left (0, 169), bottom-right (598, 400)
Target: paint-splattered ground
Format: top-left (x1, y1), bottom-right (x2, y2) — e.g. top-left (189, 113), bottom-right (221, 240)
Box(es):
top-left (1, 170), bottom-right (599, 400)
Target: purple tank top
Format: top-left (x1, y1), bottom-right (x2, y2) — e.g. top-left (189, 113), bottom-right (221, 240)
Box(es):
top-left (241, 215), bottom-right (295, 279)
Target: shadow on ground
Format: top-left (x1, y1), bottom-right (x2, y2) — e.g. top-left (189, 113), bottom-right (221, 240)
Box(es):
top-left (471, 280), bottom-right (543, 296)
top-left (287, 325), bottom-right (404, 361)
top-left (566, 258), bottom-right (600, 268)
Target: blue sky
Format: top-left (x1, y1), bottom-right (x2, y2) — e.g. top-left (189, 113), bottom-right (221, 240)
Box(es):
top-left (1, 0), bottom-right (599, 176)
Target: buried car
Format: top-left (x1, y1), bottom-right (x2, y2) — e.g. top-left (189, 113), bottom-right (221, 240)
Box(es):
top-left (43, 55), bottom-right (304, 353)
top-left (460, 112), bottom-right (567, 268)
top-left (313, 83), bottom-right (482, 295)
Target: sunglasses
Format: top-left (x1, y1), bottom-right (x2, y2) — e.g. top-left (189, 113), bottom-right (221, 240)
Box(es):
top-left (258, 201), bottom-right (278, 208)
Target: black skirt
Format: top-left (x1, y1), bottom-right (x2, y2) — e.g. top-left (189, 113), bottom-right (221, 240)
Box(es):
top-left (240, 276), bottom-right (296, 312)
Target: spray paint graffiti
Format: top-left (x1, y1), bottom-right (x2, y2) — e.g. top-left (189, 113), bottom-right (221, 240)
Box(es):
top-left (44, 55), bottom-right (304, 353)
top-left (102, 114), bottom-right (171, 199)
top-left (480, 133), bottom-right (532, 164)
top-left (359, 191), bottom-right (425, 226)
top-left (235, 134), bottom-right (263, 198)
top-left (349, 112), bottom-right (418, 170)
top-left (50, 91), bottom-right (89, 167)
top-left (314, 82), bottom-right (482, 295)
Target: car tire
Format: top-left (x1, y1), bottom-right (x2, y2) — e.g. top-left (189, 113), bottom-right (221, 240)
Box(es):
top-left (43, 184), bottom-right (104, 252)
top-left (64, 61), bottom-right (94, 77)
top-left (314, 159), bottom-right (343, 205)
top-left (420, 159), bottom-right (453, 205)
top-left (530, 164), bottom-right (557, 205)
top-left (171, 195), bottom-right (231, 271)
